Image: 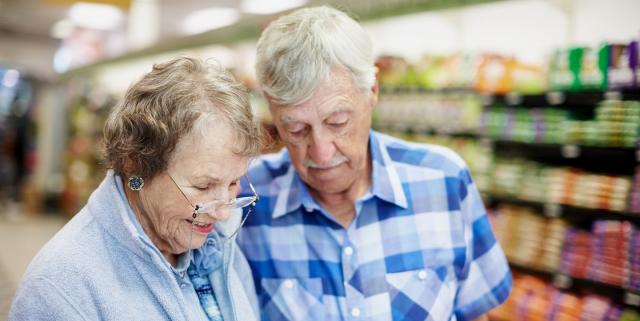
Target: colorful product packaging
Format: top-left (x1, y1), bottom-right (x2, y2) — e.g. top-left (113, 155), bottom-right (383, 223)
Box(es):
top-left (608, 41), bottom-right (638, 89)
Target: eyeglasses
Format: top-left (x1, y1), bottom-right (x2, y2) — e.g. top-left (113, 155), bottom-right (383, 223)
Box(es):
top-left (168, 173), bottom-right (258, 241)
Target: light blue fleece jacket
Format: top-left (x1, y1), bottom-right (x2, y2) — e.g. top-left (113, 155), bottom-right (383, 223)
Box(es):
top-left (9, 171), bottom-right (259, 321)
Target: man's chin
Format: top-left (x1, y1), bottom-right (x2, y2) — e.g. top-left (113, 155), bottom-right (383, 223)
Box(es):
top-left (306, 164), bottom-right (348, 183)
top-left (306, 175), bottom-right (352, 195)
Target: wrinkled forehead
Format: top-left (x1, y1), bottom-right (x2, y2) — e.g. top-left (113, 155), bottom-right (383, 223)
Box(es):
top-left (169, 119), bottom-right (249, 176)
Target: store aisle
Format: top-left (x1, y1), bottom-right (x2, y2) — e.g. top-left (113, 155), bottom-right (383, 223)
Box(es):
top-left (0, 213), bottom-right (66, 320)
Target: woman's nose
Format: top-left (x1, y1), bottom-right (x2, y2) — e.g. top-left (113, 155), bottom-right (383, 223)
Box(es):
top-left (204, 206), bottom-right (231, 221)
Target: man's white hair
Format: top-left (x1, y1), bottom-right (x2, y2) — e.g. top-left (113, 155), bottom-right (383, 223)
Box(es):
top-left (255, 6), bottom-right (376, 105)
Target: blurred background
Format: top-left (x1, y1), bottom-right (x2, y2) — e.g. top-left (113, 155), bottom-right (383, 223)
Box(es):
top-left (2, 0), bottom-right (640, 319)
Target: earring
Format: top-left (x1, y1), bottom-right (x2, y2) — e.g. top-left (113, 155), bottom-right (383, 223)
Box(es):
top-left (127, 176), bottom-right (145, 191)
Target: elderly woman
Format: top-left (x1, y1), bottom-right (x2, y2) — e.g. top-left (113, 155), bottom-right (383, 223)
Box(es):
top-left (10, 57), bottom-right (261, 321)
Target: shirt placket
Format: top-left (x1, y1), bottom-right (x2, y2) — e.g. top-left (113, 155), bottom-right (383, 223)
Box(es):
top-left (341, 201), bottom-right (368, 321)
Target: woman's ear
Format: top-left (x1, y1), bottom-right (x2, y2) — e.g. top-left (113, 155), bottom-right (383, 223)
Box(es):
top-left (122, 159), bottom-right (137, 177)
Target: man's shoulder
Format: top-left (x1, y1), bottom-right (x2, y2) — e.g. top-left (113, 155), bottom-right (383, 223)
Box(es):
top-left (248, 148), bottom-right (293, 186)
top-left (375, 132), bottom-right (468, 175)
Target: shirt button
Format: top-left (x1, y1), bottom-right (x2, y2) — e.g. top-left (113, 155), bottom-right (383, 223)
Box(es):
top-left (417, 270), bottom-right (428, 280)
top-left (180, 283), bottom-right (187, 289)
top-left (284, 279), bottom-right (294, 289)
top-left (304, 207), bottom-right (313, 212)
top-left (351, 308), bottom-right (361, 317)
top-left (343, 246), bottom-right (354, 256)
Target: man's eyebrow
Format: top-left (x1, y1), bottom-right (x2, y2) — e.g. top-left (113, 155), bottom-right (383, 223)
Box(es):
top-left (279, 115), bottom-right (301, 124)
top-left (328, 106), bottom-right (353, 115)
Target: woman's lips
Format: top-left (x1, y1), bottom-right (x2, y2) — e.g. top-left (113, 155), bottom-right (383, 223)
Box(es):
top-left (187, 219), bottom-right (214, 234)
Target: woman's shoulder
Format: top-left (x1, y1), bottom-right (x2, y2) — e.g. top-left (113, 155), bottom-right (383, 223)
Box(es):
top-left (20, 208), bottom-right (108, 283)
top-left (11, 208), bottom-right (112, 319)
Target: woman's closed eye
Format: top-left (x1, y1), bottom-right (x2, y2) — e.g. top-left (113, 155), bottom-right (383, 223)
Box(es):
top-left (194, 185), bottom-right (209, 191)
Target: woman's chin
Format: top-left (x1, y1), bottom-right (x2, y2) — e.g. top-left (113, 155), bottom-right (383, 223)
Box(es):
top-left (187, 234), bottom-right (207, 249)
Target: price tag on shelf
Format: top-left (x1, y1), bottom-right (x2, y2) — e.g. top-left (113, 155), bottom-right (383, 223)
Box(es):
top-left (480, 138), bottom-right (493, 151)
top-left (552, 274), bottom-right (572, 290)
top-left (506, 92), bottom-right (523, 106)
top-left (605, 91), bottom-right (623, 101)
top-left (544, 203), bottom-right (562, 218)
top-left (561, 145), bottom-right (580, 158)
top-left (546, 91), bottom-right (565, 105)
top-left (392, 123), bottom-right (406, 132)
top-left (625, 292), bottom-right (640, 307)
top-left (481, 94), bottom-right (494, 106)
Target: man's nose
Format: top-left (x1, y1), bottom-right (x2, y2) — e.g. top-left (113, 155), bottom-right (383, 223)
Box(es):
top-left (308, 129), bottom-right (336, 167)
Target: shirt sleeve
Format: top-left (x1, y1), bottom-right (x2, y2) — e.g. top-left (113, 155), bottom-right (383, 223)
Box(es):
top-left (453, 168), bottom-right (512, 321)
top-left (10, 276), bottom-right (88, 321)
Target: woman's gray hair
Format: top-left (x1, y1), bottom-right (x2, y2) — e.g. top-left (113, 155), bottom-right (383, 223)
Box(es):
top-left (255, 6), bottom-right (376, 105)
top-left (103, 56), bottom-right (261, 179)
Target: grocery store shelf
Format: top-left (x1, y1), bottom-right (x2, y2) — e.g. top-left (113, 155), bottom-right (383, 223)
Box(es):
top-left (373, 125), bottom-right (481, 140)
top-left (483, 88), bottom-right (640, 108)
top-left (509, 262), bottom-right (640, 309)
top-left (378, 87), bottom-right (640, 107)
top-left (379, 86), bottom-right (475, 95)
top-left (374, 127), bottom-right (638, 174)
top-left (492, 140), bottom-right (638, 175)
top-left (375, 128), bottom-right (637, 170)
top-left (488, 195), bottom-right (640, 225)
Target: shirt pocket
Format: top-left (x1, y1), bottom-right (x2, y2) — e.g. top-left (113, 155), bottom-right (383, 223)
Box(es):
top-left (385, 266), bottom-right (457, 321)
top-left (261, 277), bottom-right (325, 321)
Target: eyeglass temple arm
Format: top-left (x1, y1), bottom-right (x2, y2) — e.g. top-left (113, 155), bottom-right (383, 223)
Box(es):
top-left (168, 174), bottom-right (196, 208)
top-left (245, 175), bottom-right (259, 202)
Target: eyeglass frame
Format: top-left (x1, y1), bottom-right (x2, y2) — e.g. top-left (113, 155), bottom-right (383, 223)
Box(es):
top-left (167, 172), bottom-right (259, 240)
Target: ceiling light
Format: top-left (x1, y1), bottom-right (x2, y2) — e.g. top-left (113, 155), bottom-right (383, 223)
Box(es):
top-left (182, 8), bottom-right (240, 35)
top-left (241, 0), bottom-right (307, 15)
top-left (2, 70), bottom-right (20, 88)
top-left (69, 2), bottom-right (124, 30)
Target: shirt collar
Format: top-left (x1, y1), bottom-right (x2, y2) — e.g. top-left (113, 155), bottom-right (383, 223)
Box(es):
top-left (271, 130), bottom-right (408, 219)
top-left (369, 130), bottom-right (408, 209)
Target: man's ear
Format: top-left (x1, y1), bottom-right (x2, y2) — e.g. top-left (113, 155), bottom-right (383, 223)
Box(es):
top-left (370, 67), bottom-right (380, 106)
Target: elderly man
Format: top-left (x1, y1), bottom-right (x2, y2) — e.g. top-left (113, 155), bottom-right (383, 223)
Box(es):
top-left (238, 6), bottom-right (511, 321)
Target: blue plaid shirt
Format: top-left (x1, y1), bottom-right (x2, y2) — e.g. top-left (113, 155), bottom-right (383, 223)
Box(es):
top-left (238, 131), bottom-right (511, 321)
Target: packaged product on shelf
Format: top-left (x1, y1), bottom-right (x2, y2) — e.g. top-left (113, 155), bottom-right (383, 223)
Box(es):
top-left (490, 205), bottom-right (566, 272)
top-left (489, 274), bottom-right (640, 321)
top-left (579, 44), bottom-right (610, 90)
top-left (629, 166), bottom-right (640, 214)
top-left (374, 90), bottom-right (483, 134)
top-left (475, 54), bottom-right (515, 94)
top-left (375, 55), bottom-right (410, 88)
top-left (549, 49), bottom-right (574, 91)
top-left (561, 228), bottom-right (593, 279)
top-left (413, 55), bottom-right (448, 90)
top-left (630, 228), bottom-right (640, 291)
top-left (547, 47), bottom-right (587, 91)
top-left (511, 62), bottom-right (546, 94)
top-left (608, 41), bottom-right (638, 89)
top-left (621, 311), bottom-right (640, 321)
top-left (482, 101), bottom-right (640, 147)
top-left (441, 53), bottom-right (478, 89)
top-left (569, 47), bottom-right (585, 91)
top-left (636, 39), bottom-right (640, 89)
